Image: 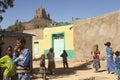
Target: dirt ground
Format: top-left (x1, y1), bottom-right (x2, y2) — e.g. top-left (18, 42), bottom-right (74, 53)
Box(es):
top-left (31, 59), bottom-right (117, 80)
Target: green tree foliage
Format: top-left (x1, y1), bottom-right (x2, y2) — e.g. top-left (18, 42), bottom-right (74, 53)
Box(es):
top-left (0, 0), bottom-right (14, 22)
top-left (6, 20), bottom-right (25, 32)
top-left (34, 23), bottom-right (47, 28)
top-left (34, 24), bottom-right (40, 28)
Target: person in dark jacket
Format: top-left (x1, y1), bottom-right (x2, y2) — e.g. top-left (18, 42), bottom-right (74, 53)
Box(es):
top-left (61, 50), bottom-right (69, 69)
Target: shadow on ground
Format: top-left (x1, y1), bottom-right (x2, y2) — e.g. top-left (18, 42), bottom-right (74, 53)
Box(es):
top-left (31, 60), bottom-right (97, 80)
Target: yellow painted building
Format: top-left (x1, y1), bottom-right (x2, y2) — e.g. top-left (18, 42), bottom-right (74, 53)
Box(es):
top-left (32, 24), bottom-right (74, 59)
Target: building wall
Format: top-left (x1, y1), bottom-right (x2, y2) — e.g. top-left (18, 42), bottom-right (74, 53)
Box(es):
top-left (23, 28), bottom-right (44, 40)
top-left (1, 36), bottom-right (32, 56)
top-left (43, 24), bottom-right (74, 59)
top-left (27, 24), bottom-right (74, 59)
top-left (73, 10), bottom-right (120, 60)
top-left (23, 28), bottom-right (44, 59)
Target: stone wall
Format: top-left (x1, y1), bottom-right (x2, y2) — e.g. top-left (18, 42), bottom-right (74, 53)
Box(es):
top-left (73, 10), bottom-right (120, 60)
top-left (23, 28), bottom-right (43, 40)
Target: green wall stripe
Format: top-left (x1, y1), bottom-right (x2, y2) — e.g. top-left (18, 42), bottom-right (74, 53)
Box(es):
top-left (66, 50), bottom-right (74, 59)
top-left (44, 49), bottom-right (49, 58)
top-left (44, 49), bottom-right (74, 59)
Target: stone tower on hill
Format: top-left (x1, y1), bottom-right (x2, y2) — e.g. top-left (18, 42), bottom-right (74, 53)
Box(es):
top-left (21, 7), bottom-right (55, 29)
top-left (34, 7), bottom-right (50, 20)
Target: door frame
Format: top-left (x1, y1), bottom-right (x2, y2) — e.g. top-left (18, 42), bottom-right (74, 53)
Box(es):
top-left (51, 32), bottom-right (65, 51)
top-left (33, 42), bottom-right (39, 58)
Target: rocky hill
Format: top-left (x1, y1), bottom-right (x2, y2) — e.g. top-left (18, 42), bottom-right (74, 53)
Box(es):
top-left (22, 18), bottom-right (53, 30)
top-left (22, 7), bottom-right (55, 30)
top-left (6, 7), bottom-right (71, 31)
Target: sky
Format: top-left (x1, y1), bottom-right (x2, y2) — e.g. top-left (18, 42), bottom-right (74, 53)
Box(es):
top-left (0, 0), bottom-right (120, 29)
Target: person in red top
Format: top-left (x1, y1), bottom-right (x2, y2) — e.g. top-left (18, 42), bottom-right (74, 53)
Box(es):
top-left (91, 44), bottom-right (101, 72)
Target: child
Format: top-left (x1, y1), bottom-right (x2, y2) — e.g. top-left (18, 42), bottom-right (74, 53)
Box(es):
top-left (91, 44), bottom-right (100, 72)
top-left (0, 46), bottom-right (16, 80)
top-left (39, 54), bottom-right (45, 78)
top-left (60, 50), bottom-right (69, 69)
top-left (115, 51), bottom-right (120, 80)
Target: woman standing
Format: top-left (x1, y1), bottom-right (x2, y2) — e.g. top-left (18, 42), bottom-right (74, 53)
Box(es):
top-left (47, 48), bottom-right (55, 75)
top-left (91, 44), bottom-right (100, 72)
top-left (104, 42), bottom-right (115, 74)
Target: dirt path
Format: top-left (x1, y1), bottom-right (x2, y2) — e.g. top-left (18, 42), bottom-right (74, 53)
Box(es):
top-left (31, 59), bottom-right (117, 80)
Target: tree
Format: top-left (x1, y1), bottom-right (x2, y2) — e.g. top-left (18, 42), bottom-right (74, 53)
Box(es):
top-left (6, 20), bottom-right (25, 32)
top-left (0, 0), bottom-right (14, 22)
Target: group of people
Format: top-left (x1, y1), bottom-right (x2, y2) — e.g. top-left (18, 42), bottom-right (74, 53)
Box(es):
top-left (0, 36), bottom-right (69, 80)
top-left (0, 37), bottom-right (31, 80)
top-left (91, 42), bottom-right (120, 80)
top-left (1, 37), bottom-right (120, 80)
top-left (39, 48), bottom-right (69, 78)
top-left (4, 37), bottom-right (120, 80)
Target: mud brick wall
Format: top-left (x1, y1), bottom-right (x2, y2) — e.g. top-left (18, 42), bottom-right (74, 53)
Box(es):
top-left (73, 10), bottom-right (120, 60)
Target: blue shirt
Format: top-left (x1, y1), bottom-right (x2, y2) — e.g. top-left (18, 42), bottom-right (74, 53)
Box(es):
top-left (106, 47), bottom-right (113, 56)
top-left (13, 48), bottom-right (31, 67)
top-left (115, 57), bottom-right (120, 69)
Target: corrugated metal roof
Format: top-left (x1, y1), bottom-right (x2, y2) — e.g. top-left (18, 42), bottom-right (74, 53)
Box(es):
top-left (0, 31), bottom-right (34, 37)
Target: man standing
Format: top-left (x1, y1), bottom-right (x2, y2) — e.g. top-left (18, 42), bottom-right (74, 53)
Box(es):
top-left (13, 37), bottom-right (32, 80)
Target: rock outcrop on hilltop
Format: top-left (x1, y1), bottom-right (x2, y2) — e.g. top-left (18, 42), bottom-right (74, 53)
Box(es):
top-left (22, 7), bottom-right (55, 30)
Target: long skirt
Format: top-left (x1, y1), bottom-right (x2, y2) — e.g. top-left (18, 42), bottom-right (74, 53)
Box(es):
top-left (48, 61), bottom-right (55, 74)
top-left (93, 59), bottom-right (100, 69)
top-left (115, 68), bottom-right (120, 76)
top-left (106, 56), bottom-right (115, 72)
